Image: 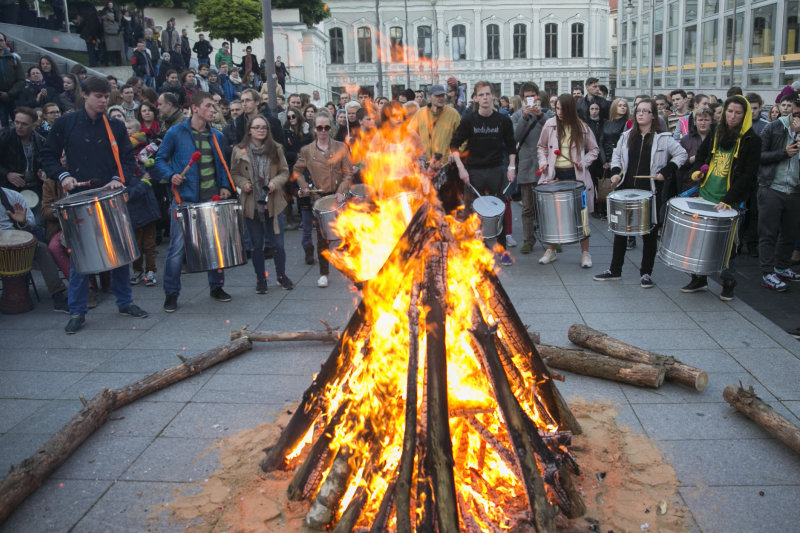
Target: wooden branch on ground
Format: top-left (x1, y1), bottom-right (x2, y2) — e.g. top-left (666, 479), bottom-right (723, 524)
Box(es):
top-left (723, 385), bottom-right (800, 455)
top-left (112, 337), bottom-right (252, 408)
top-left (567, 324), bottom-right (708, 391)
top-left (536, 344), bottom-right (666, 388)
top-left (0, 389), bottom-right (115, 525)
top-left (396, 283), bottom-right (421, 533)
top-left (230, 328), bottom-right (340, 343)
top-left (423, 243), bottom-right (460, 533)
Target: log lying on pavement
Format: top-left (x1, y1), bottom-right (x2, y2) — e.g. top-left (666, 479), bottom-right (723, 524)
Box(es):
top-left (567, 324), bottom-right (708, 391)
top-left (0, 338), bottom-right (254, 527)
top-left (231, 328), bottom-right (340, 343)
top-left (723, 385), bottom-right (800, 455)
top-left (536, 344), bottom-right (666, 388)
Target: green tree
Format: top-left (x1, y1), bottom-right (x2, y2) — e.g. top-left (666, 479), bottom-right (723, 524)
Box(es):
top-left (194, 0), bottom-right (262, 44)
top-left (273, 0), bottom-right (330, 25)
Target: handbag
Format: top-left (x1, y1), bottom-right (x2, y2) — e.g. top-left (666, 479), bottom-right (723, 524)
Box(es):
top-left (596, 168), bottom-right (615, 201)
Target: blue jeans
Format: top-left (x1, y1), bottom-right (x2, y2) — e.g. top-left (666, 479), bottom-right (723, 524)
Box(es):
top-left (244, 213), bottom-right (286, 280)
top-left (141, 74), bottom-right (155, 89)
top-left (163, 203), bottom-right (224, 295)
top-left (68, 262), bottom-right (131, 315)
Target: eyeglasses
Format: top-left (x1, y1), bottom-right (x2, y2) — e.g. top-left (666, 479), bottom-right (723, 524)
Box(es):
top-left (288, 114), bottom-right (297, 119)
top-left (315, 125), bottom-right (331, 132)
top-left (636, 109), bottom-right (653, 115)
top-left (250, 125), bottom-right (268, 131)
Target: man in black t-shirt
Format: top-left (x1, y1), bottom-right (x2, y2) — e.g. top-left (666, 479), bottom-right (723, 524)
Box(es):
top-left (449, 81), bottom-right (516, 264)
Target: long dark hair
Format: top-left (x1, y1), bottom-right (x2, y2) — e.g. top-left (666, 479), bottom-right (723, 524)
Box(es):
top-left (39, 55), bottom-right (61, 78)
top-left (284, 105), bottom-right (304, 137)
top-left (715, 95), bottom-right (748, 150)
top-left (627, 98), bottom-right (658, 148)
top-left (237, 115), bottom-right (282, 166)
top-left (556, 94), bottom-right (584, 154)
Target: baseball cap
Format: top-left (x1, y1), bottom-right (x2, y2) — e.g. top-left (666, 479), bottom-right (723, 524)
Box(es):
top-left (428, 84), bottom-right (446, 96)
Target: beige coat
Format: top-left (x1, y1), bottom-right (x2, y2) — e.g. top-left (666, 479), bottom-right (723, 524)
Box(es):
top-left (293, 139), bottom-right (353, 200)
top-left (230, 144), bottom-right (289, 233)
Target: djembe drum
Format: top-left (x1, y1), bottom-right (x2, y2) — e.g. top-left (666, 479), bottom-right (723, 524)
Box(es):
top-left (0, 230), bottom-right (37, 314)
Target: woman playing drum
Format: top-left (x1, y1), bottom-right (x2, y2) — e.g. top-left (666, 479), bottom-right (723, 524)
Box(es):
top-left (593, 98), bottom-right (687, 287)
top-left (231, 115), bottom-right (293, 293)
top-left (536, 94), bottom-right (600, 268)
top-left (293, 112), bottom-right (353, 288)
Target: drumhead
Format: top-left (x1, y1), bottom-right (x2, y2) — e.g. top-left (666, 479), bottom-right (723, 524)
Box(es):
top-left (536, 181), bottom-right (584, 193)
top-left (668, 197), bottom-right (737, 218)
top-left (608, 189), bottom-right (653, 201)
top-left (0, 229), bottom-right (35, 247)
top-left (473, 196), bottom-right (505, 217)
top-left (348, 184), bottom-right (372, 198)
top-left (179, 199), bottom-right (239, 209)
top-left (53, 186), bottom-right (124, 207)
top-left (313, 195), bottom-right (345, 214)
top-left (20, 190), bottom-right (39, 208)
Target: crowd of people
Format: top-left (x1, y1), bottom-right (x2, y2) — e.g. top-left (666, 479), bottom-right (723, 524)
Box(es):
top-left (1, 14), bottom-right (800, 336)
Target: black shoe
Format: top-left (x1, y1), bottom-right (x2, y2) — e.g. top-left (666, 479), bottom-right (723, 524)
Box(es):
top-left (263, 247), bottom-right (273, 259)
top-left (640, 274), bottom-right (654, 288)
top-left (277, 275), bottom-right (294, 290)
top-left (593, 270), bottom-right (622, 281)
top-left (210, 286), bottom-right (232, 302)
top-left (681, 275), bottom-right (708, 293)
top-left (163, 292), bottom-right (178, 313)
top-left (786, 326), bottom-right (800, 340)
top-left (720, 279), bottom-right (737, 301)
top-left (52, 291), bottom-right (69, 314)
top-left (119, 303), bottom-right (148, 318)
top-left (304, 246), bottom-right (315, 265)
top-left (65, 314), bottom-right (85, 334)
top-left (256, 278), bottom-right (268, 294)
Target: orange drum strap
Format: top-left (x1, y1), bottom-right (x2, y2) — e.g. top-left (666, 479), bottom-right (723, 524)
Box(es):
top-left (102, 115), bottom-right (126, 184)
top-left (211, 133), bottom-right (236, 193)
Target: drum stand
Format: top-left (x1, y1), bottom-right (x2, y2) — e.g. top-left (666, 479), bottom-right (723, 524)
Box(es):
top-left (0, 273), bottom-right (34, 314)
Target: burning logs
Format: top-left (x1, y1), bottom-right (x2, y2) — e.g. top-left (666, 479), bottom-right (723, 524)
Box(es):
top-left (567, 324), bottom-right (708, 391)
top-left (723, 385), bottom-right (800, 455)
top-left (536, 344), bottom-right (666, 388)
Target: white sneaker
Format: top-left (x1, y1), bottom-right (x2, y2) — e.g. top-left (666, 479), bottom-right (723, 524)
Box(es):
top-left (505, 235), bottom-right (518, 248)
top-left (538, 249), bottom-right (558, 264)
top-left (130, 270), bottom-right (144, 285)
top-left (144, 271), bottom-right (156, 286)
top-left (581, 252), bottom-right (592, 269)
top-left (317, 275), bottom-right (329, 288)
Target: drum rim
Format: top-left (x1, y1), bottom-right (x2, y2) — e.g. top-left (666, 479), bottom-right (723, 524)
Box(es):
top-left (535, 181), bottom-right (585, 192)
top-left (667, 198), bottom-right (737, 219)
top-left (608, 189), bottom-right (654, 199)
top-left (313, 195), bottom-right (346, 213)
top-left (53, 186), bottom-right (125, 206)
top-left (473, 196), bottom-right (506, 217)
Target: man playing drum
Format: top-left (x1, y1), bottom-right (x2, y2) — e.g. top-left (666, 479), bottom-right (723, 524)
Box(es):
top-left (39, 76), bottom-right (149, 333)
top-left (155, 91), bottom-right (234, 313)
top-left (682, 95), bottom-right (761, 301)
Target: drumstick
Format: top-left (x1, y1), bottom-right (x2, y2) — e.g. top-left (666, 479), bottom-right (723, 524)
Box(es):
top-left (633, 175), bottom-right (658, 179)
top-left (553, 149), bottom-right (577, 166)
top-left (172, 152), bottom-right (202, 205)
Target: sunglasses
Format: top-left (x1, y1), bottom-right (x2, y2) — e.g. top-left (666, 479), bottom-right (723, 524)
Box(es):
top-left (288, 114), bottom-right (297, 119)
top-left (315, 125), bottom-right (331, 132)
top-left (250, 125), bottom-right (268, 131)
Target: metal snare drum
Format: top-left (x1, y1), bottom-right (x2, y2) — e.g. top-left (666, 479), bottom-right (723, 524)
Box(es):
top-left (607, 189), bottom-right (655, 236)
top-left (347, 184), bottom-right (372, 203)
top-left (472, 195), bottom-right (506, 239)
top-left (313, 195), bottom-right (346, 241)
top-left (534, 181), bottom-right (586, 244)
top-left (658, 197), bottom-right (739, 275)
top-left (54, 187), bottom-right (140, 274)
top-left (175, 199), bottom-right (246, 273)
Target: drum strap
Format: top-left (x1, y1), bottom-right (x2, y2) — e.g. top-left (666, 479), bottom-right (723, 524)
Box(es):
top-left (210, 133), bottom-right (237, 195)
top-left (102, 115), bottom-right (126, 185)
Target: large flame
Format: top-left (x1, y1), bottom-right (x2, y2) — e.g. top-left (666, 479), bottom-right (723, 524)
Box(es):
top-left (288, 111), bottom-right (560, 529)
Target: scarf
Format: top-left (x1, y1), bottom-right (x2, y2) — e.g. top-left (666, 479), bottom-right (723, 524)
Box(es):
top-left (247, 141), bottom-right (271, 217)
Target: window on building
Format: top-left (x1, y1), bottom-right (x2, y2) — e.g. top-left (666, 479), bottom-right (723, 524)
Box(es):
top-left (544, 81), bottom-right (558, 98)
top-left (704, 0), bottom-right (719, 16)
top-left (357, 27), bottom-right (372, 63)
top-left (571, 23), bottom-right (584, 58)
top-left (785, 3), bottom-right (800, 55)
top-left (513, 23), bottom-right (527, 59)
top-left (654, 34), bottom-right (663, 68)
top-left (667, 29), bottom-right (678, 67)
top-left (418, 25), bottom-right (432, 59)
top-left (391, 85), bottom-right (406, 100)
top-left (684, 24), bottom-right (697, 64)
top-left (724, 13), bottom-right (744, 63)
top-left (329, 28), bottom-right (344, 64)
top-left (702, 20), bottom-right (717, 63)
top-left (545, 23), bottom-right (558, 58)
top-left (685, 0), bottom-right (698, 21)
top-left (487, 24), bottom-right (500, 60)
top-left (654, 6), bottom-right (664, 32)
top-left (668, 1), bottom-right (679, 27)
top-left (390, 27), bottom-right (404, 62)
top-left (621, 43), bottom-right (627, 70)
top-left (452, 25), bottom-right (466, 60)
top-left (489, 82), bottom-right (501, 97)
top-left (331, 86), bottom-right (345, 105)
top-left (749, 4), bottom-right (776, 60)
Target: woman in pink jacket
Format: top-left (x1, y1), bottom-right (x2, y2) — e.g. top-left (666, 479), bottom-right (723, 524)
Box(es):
top-left (536, 94), bottom-right (600, 268)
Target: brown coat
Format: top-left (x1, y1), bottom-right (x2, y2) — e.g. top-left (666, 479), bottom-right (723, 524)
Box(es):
top-left (230, 143), bottom-right (289, 233)
top-left (293, 139), bottom-right (353, 200)
top-left (41, 179), bottom-right (64, 241)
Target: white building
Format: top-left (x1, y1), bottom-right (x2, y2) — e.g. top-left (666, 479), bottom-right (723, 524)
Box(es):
top-left (616, 0), bottom-right (795, 103)
top-left (321, 0), bottom-right (612, 102)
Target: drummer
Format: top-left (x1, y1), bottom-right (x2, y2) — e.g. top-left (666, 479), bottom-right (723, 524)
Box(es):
top-left (293, 112), bottom-right (353, 289)
top-left (154, 91), bottom-right (234, 312)
top-left (39, 76), bottom-right (149, 334)
top-left (681, 95), bottom-right (761, 301)
top-left (593, 98), bottom-right (687, 287)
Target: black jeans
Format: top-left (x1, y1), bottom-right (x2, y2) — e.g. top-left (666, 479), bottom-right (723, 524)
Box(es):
top-left (757, 186), bottom-right (800, 273)
top-left (609, 226), bottom-right (659, 276)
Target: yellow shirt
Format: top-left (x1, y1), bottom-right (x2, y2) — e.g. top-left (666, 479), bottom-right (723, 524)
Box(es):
top-left (555, 126), bottom-right (573, 168)
top-left (408, 105), bottom-right (462, 160)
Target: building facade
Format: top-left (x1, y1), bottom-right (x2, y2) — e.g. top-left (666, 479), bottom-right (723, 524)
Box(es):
top-left (322, 0), bottom-right (612, 102)
top-left (616, 0), bottom-right (794, 102)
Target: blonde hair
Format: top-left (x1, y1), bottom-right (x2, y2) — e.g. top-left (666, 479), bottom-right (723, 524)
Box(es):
top-left (609, 98), bottom-right (630, 121)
